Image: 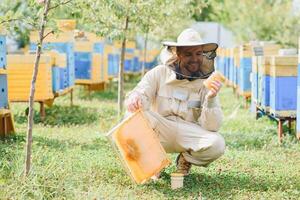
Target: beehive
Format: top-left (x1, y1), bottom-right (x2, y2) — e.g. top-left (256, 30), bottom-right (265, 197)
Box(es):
top-left (257, 56), bottom-right (272, 111)
top-left (107, 111), bottom-right (171, 184)
top-left (74, 41), bottom-right (93, 81)
top-left (227, 48), bottom-right (234, 86)
top-left (105, 45), bottom-right (119, 78)
top-left (251, 46), bottom-right (264, 103)
top-left (297, 37), bottom-right (300, 138)
top-left (238, 44), bottom-right (253, 97)
top-left (145, 50), bottom-right (159, 70)
top-left (124, 53), bottom-right (134, 73)
top-left (269, 55), bottom-right (298, 117)
top-left (133, 49), bottom-right (141, 73)
top-left (0, 34), bottom-right (15, 137)
top-left (30, 29), bottom-right (75, 91)
top-left (0, 36), bottom-right (6, 69)
top-left (84, 32), bottom-right (108, 83)
top-left (7, 54), bottom-right (54, 102)
top-left (48, 51), bottom-right (67, 93)
top-left (0, 71), bottom-right (8, 109)
top-left (233, 47), bottom-right (240, 88)
top-left (56, 19), bottom-right (76, 31)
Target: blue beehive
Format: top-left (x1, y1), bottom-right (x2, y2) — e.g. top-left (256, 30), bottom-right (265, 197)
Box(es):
top-left (251, 56), bottom-right (259, 103)
top-left (257, 56), bottom-right (272, 111)
top-left (0, 73), bottom-right (8, 109)
top-left (75, 52), bottom-right (92, 79)
top-left (238, 44), bottom-right (253, 96)
top-left (297, 62), bottom-right (300, 138)
top-left (233, 47), bottom-right (241, 89)
top-left (52, 67), bottom-right (60, 92)
top-left (269, 55), bottom-right (298, 117)
top-left (251, 46), bottom-right (264, 104)
top-left (238, 57), bottom-right (252, 95)
top-left (30, 42), bottom-right (75, 90)
top-left (228, 49), bottom-right (234, 85)
top-left (49, 51), bottom-right (67, 93)
top-left (0, 36), bottom-right (6, 69)
top-left (94, 43), bottom-right (104, 54)
top-left (298, 37), bottom-right (300, 138)
top-left (0, 35), bottom-right (8, 109)
top-left (74, 41), bottom-right (93, 80)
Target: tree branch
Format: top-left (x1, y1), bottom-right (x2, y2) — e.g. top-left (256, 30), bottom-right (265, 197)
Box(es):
top-left (42, 30), bottom-right (54, 40)
top-left (48, 0), bottom-right (72, 11)
top-left (0, 18), bottom-right (20, 25)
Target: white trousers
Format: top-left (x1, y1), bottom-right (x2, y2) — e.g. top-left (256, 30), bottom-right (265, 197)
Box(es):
top-left (143, 111), bottom-right (225, 167)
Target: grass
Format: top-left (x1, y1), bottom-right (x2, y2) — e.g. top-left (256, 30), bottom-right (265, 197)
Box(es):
top-left (1, 79), bottom-right (300, 200)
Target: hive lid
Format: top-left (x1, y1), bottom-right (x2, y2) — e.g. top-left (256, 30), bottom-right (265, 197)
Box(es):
top-left (271, 55), bottom-right (298, 66)
top-left (106, 111), bottom-right (171, 184)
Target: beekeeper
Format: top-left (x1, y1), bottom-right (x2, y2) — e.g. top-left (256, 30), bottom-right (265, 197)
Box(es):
top-left (125, 28), bottom-right (225, 176)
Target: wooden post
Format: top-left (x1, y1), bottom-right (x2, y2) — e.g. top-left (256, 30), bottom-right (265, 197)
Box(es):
top-left (278, 119), bottom-right (283, 143)
top-left (288, 119), bottom-right (292, 135)
top-left (3, 116), bottom-right (7, 137)
top-left (70, 88), bottom-right (73, 106)
top-left (39, 102), bottom-right (46, 121)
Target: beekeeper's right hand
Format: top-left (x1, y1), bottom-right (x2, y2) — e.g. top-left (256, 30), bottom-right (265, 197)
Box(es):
top-left (126, 93), bottom-right (142, 113)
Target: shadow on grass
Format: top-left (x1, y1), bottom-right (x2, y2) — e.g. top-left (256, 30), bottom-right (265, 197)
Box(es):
top-left (13, 105), bottom-right (99, 127)
top-left (78, 76), bottom-right (140, 101)
top-left (0, 134), bottom-right (81, 152)
top-left (144, 171), bottom-right (295, 199)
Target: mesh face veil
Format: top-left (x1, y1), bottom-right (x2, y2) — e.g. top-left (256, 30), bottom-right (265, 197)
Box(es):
top-left (175, 50), bottom-right (217, 80)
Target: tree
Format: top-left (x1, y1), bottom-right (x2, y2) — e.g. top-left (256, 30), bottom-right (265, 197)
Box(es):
top-left (76, 0), bottom-right (207, 115)
top-left (205, 0), bottom-right (300, 47)
top-left (0, 0), bottom-right (73, 176)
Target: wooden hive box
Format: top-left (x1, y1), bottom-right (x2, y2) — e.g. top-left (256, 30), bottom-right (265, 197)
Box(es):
top-left (30, 30), bottom-right (75, 92)
top-left (105, 45), bottom-right (119, 78)
top-left (56, 19), bottom-right (76, 31)
top-left (124, 53), bottom-right (134, 73)
top-left (238, 45), bottom-right (252, 96)
top-left (107, 111), bottom-right (171, 184)
top-left (7, 54), bottom-right (54, 102)
top-left (74, 41), bottom-right (93, 82)
top-left (257, 56), bottom-right (272, 110)
top-left (269, 55), bottom-right (298, 117)
top-left (251, 55), bottom-right (259, 102)
top-left (228, 48), bottom-right (234, 86)
top-left (133, 49), bottom-right (141, 73)
top-left (0, 34), bottom-right (15, 137)
top-left (297, 37), bottom-right (300, 138)
top-left (233, 47), bottom-right (240, 88)
top-left (0, 36), bottom-right (6, 69)
top-left (0, 68), bottom-right (8, 109)
top-left (48, 51), bottom-right (67, 93)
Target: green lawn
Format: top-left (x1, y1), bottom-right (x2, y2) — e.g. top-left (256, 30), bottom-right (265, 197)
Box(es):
top-left (1, 80), bottom-right (300, 200)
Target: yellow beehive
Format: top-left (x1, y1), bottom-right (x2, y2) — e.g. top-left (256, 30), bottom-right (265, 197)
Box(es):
top-left (114, 40), bottom-right (136, 49)
top-left (260, 56), bottom-right (272, 75)
top-left (270, 56), bottom-right (298, 77)
top-left (48, 50), bottom-right (67, 67)
top-left (91, 53), bottom-right (102, 82)
top-left (7, 54), bottom-right (54, 102)
top-left (240, 44), bottom-right (253, 57)
top-left (74, 41), bottom-right (93, 52)
top-left (85, 32), bottom-right (104, 43)
top-left (30, 29), bottom-right (74, 43)
top-left (104, 45), bottom-right (120, 79)
top-left (56, 19), bottom-right (76, 31)
top-left (261, 43), bottom-right (280, 56)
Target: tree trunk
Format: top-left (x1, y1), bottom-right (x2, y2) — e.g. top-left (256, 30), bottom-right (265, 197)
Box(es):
top-left (25, 0), bottom-right (51, 176)
top-left (118, 15), bottom-right (129, 116)
top-left (142, 31), bottom-right (148, 77)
